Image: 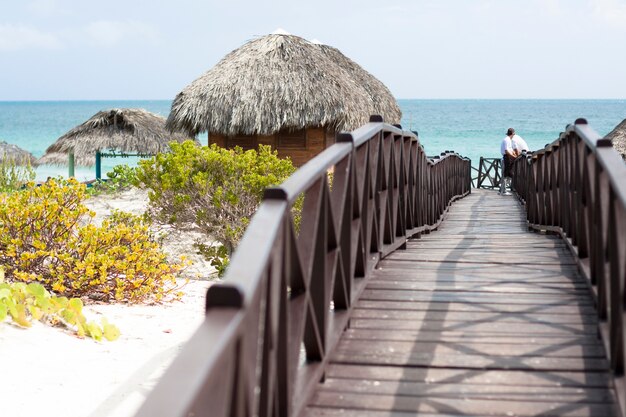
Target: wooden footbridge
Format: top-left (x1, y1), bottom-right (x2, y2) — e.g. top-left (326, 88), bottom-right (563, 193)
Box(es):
top-left (136, 117), bottom-right (626, 417)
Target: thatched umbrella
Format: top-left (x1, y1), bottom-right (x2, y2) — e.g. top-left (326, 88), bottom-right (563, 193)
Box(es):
top-left (37, 152), bottom-right (95, 167)
top-left (167, 32), bottom-right (401, 137)
top-left (41, 108), bottom-right (192, 178)
top-left (605, 118), bottom-right (626, 160)
top-left (45, 108), bottom-right (190, 156)
top-left (0, 141), bottom-right (37, 166)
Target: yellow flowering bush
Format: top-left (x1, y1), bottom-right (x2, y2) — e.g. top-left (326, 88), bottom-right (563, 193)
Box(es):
top-left (0, 179), bottom-right (184, 303)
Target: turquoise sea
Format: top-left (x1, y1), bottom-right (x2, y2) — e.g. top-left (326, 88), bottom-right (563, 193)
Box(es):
top-left (0, 100), bottom-right (624, 181)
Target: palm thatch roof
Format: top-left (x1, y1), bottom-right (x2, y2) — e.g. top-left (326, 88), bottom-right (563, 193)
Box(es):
top-left (0, 141), bottom-right (37, 166)
top-left (167, 33), bottom-right (401, 136)
top-left (37, 152), bottom-right (95, 167)
top-left (315, 43), bottom-right (401, 125)
top-left (605, 118), bottom-right (626, 160)
top-left (43, 108), bottom-right (191, 162)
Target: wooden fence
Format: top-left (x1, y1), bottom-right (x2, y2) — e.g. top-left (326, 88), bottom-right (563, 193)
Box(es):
top-left (134, 116), bottom-right (471, 417)
top-left (511, 118), bottom-right (626, 417)
top-left (475, 157), bottom-right (503, 189)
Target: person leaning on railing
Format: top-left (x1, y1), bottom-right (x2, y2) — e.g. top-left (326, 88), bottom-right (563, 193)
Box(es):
top-left (512, 132), bottom-right (530, 156)
top-left (500, 128), bottom-right (530, 195)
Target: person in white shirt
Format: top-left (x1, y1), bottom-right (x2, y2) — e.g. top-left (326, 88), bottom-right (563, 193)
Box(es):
top-left (511, 133), bottom-right (530, 156)
top-left (500, 128), bottom-right (517, 195)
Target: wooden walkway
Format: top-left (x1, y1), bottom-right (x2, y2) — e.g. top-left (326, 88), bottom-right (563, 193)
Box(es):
top-left (302, 189), bottom-right (618, 417)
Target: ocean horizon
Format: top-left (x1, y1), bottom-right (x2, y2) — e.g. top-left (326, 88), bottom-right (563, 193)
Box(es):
top-left (1, 99), bottom-right (624, 181)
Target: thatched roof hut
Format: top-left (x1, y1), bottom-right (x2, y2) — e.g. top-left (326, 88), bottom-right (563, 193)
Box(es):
top-left (605, 118), bottom-right (626, 160)
top-left (43, 108), bottom-right (190, 159)
top-left (315, 42), bottom-right (401, 125)
top-left (0, 141), bottom-right (37, 166)
top-left (166, 32), bottom-right (401, 165)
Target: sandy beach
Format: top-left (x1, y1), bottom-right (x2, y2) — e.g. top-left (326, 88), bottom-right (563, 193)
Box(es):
top-left (0, 188), bottom-right (215, 417)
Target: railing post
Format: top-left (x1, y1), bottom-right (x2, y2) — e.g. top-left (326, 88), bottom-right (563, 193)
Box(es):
top-left (466, 158), bottom-right (470, 193)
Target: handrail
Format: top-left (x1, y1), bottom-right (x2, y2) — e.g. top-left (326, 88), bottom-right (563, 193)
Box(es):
top-left (134, 116), bottom-right (472, 417)
top-left (511, 118), bottom-right (626, 417)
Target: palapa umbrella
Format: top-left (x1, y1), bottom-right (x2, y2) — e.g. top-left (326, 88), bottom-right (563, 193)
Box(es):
top-left (40, 108), bottom-right (192, 178)
top-left (0, 141), bottom-right (38, 166)
top-left (167, 32), bottom-right (401, 138)
top-left (37, 152), bottom-right (95, 167)
top-left (605, 118), bottom-right (626, 161)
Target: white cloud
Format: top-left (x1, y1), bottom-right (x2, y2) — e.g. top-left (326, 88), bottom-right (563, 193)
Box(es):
top-left (0, 24), bottom-right (62, 51)
top-left (85, 20), bottom-right (158, 47)
top-left (591, 0), bottom-right (626, 27)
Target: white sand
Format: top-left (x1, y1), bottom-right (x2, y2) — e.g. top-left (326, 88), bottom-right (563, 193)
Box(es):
top-left (0, 188), bottom-right (216, 417)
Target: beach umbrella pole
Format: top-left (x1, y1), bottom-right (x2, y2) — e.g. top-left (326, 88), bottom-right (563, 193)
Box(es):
top-left (68, 153), bottom-right (75, 177)
top-left (95, 151), bottom-right (102, 180)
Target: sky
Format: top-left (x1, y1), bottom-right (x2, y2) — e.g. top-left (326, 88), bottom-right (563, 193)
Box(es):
top-left (1, 0), bottom-right (626, 100)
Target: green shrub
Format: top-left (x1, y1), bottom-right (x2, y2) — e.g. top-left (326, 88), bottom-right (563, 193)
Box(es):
top-left (0, 178), bottom-right (184, 303)
top-left (194, 243), bottom-right (230, 277)
top-left (0, 159), bottom-right (35, 193)
top-left (87, 164), bottom-right (140, 195)
top-left (136, 142), bottom-right (296, 270)
top-left (0, 267), bottom-right (120, 341)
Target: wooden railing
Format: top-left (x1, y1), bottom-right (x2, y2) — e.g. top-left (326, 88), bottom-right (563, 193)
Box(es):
top-left (511, 118), bottom-right (626, 417)
top-left (476, 157), bottom-right (503, 189)
top-left (134, 116), bottom-right (471, 417)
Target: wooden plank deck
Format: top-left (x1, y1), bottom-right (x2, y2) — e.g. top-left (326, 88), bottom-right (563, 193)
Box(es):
top-left (302, 189), bottom-right (618, 417)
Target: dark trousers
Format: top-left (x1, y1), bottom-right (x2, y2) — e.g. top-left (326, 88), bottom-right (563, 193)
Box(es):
top-left (503, 154), bottom-right (515, 178)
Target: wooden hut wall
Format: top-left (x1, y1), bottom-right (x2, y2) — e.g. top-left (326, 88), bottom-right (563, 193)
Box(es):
top-left (208, 127), bottom-right (335, 166)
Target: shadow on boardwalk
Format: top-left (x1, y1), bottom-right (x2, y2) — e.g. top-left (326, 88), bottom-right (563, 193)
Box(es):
top-left (305, 189), bottom-right (618, 417)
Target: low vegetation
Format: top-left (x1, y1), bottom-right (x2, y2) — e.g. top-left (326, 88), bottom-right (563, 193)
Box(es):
top-left (86, 164), bottom-right (140, 195)
top-left (136, 141), bottom-right (296, 276)
top-left (0, 179), bottom-right (185, 304)
top-left (0, 178), bottom-right (188, 340)
top-left (0, 159), bottom-right (35, 193)
top-left (1, 143), bottom-right (297, 338)
top-left (0, 267), bottom-right (120, 341)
